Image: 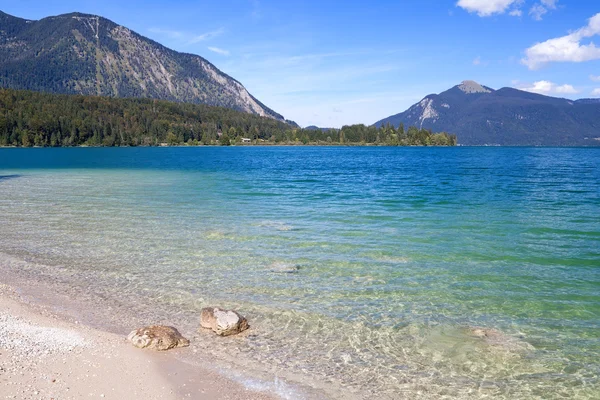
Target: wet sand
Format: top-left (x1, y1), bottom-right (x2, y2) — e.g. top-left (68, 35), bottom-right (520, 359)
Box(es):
top-left (0, 283), bottom-right (278, 400)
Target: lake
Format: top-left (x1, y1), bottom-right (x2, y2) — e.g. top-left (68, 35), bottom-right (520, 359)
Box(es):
top-left (0, 147), bottom-right (598, 399)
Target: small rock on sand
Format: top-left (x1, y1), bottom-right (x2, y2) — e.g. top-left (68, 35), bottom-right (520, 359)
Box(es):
top-left (127, 325), bottom-right (190, 351)
top-left (200, 307), bottom-right (249, 336)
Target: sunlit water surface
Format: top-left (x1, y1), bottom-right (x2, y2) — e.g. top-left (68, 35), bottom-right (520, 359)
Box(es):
top-left (0, 147), bottom-right (598, 399)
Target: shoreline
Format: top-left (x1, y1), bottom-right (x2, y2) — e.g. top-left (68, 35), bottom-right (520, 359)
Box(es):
top-left (0, 279), bottom-right (284, 400)
top-left (0, 143), bottom-right (454, 149)
top-left (0, 251), bottom-right (336, 400)
top-left (2, 144), bottom-right (600, 149)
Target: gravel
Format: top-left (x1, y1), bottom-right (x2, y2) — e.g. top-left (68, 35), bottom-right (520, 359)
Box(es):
top-left (0, 312), bottom-right (88, 357)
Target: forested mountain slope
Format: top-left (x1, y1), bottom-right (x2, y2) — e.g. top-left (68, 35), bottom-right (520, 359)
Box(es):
top-left (0, 10), bottom-right (285, 121)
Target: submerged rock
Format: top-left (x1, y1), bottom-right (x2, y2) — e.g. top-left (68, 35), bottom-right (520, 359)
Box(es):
top-left (469, 327), bottom-right (501, 339)
top-left (269, 261), bottom-right (301, 274)
top-left (200, 307), bottom-right (249, 336)
top-left (467, 326), bottom-right (534, 352)
top-left (258, 221), bottom-right (293, 231)
top-left (127, 325), bottom-right (190, 351)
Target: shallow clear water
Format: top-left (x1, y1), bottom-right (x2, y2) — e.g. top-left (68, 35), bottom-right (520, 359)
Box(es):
top-left (0, 147), bottom-right (599, 399)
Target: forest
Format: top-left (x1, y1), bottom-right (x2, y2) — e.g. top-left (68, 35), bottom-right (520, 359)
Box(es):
top-left (0, 89), bottom-right (457, 147)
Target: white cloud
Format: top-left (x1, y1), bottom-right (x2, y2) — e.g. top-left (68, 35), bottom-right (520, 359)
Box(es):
top-left (456, 0), bottom-right (520, 17)
top-left (591, 88), bottom-right (600, 96)
top-left (554, 84), bottom-right (578, 94)
top-left (522, 13), bottom-right (600, 69)
top-left (590, 75), bottom-right (600, 82)
top-left (517, 80), bottom-right (579, 95)
top-left (208, 47), bottom-right (230, 56)
top-left (458, 0), bottom-right (560, 20)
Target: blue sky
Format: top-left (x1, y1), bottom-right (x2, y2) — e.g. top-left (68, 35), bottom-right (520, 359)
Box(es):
top-left (1, 0), bottom-right (599, 127)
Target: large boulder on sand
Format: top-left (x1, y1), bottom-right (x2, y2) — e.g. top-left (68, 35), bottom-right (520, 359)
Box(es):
top-left (127, 325), bottom-right (190, 351)
top-left (200, 307), bottom-right (249, 336)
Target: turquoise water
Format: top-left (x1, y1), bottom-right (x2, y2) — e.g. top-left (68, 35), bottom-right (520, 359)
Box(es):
top-left (0, 147), bottom-right (599, 399)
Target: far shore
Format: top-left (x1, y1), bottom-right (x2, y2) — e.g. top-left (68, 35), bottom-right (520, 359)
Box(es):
top-left (3, 144), bottom-right (599, 148)
top-left (0, 142), bottom-right (432, 149)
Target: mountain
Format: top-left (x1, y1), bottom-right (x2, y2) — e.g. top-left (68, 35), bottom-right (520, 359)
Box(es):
top-left (575, 98), bottom-right (600, 105)
top-left (374, 80), bottom-right (600, 146)
top-left (0, 10), bottom-right (285, 121)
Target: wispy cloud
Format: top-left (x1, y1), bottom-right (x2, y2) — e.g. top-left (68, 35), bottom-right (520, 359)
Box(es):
top-left (217, 44), bottom-right (417, 127)
top-left (148, 27), bottom-right (225, 45)
top-left (250, 0), bottom-right (262, 20)
top-left (208, 46), bottom-right (230, 56)
top-left (473, 56), bottom-right (489, 66)
top-left (522, 13), bottom-right (600, 69)
top-left (590, 75), bottom-right (600, 82)
top-left (529, 4), bottom-right (548, 20)
top-left (247, 50), bottom-right (392, 69)
top-left (148, 28), bottom-right (183, 39)
top-left (188, 28), bottom-right (225, 44)
top-left (509, 9), bottom-right (523, 17)
top-left (529, 0), bottom-right (557, 21)
top-left (591, 88), bottom-right (600, 96)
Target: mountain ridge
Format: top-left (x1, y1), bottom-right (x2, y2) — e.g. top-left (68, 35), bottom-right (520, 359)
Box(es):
top-left (0, 10), bottom-right (285, 121)
top-left (374, 81), bottom-right (600, 146)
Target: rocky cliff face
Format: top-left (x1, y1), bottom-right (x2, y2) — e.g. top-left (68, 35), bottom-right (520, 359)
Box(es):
top-left (0, 11), bottom-right (285, 121)
top-left (374, 81), bottom-right (600, 146)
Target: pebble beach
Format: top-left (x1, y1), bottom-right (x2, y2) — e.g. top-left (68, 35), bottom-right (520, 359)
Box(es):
top-left (0, 283), bottom-right (277, 400)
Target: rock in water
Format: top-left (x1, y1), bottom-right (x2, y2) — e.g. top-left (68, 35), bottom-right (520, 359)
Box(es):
top-left (269, 261), bottom-right (300, 274)
top-left (467, 326), bottom-right (534, 352)
top-left (127, 326), bottom-right (190, 351)
top-left (200, 307), bottom-right (249, 336)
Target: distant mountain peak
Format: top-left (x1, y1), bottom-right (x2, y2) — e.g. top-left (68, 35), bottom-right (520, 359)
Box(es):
top-left (374, 82), bottom-right (600, 146)
top-left (458, 80), bottom-right (492, 94)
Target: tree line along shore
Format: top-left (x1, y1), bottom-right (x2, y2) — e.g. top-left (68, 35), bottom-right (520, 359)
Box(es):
top-left (0, 88), bottom-right (457, 147)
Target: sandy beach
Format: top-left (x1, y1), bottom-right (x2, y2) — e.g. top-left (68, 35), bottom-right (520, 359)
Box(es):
top-left (0, 283), bottom-right (278, 400)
